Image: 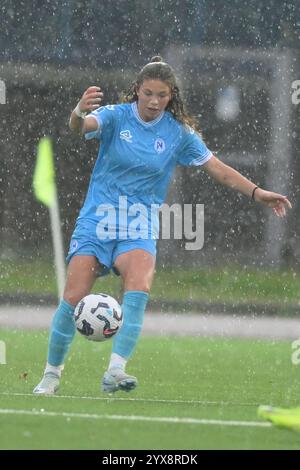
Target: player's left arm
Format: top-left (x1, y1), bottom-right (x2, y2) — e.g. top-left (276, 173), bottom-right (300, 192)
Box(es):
top-left (203, 155), bottom-right (292, 217)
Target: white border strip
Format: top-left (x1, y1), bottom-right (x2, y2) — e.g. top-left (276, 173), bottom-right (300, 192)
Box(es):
top-left (0, 408), bottom-right (271, 428)
top-left (0, 392), bottom-right (259, 407)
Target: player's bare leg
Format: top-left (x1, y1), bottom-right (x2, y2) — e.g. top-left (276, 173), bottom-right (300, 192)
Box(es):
top-left (33, 256), bottom-right (102, 395)
top-left (102, 249), bottom-right (155, 393)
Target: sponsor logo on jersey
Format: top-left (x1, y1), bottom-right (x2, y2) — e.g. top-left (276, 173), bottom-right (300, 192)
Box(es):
top-left (120, 130), bottom-right (133, 143)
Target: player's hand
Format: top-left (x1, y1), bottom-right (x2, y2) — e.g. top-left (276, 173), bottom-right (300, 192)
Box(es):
top-left (254, 188), bottom-right (292, 217)
top-left (78, 86), bottom-right (103, 113)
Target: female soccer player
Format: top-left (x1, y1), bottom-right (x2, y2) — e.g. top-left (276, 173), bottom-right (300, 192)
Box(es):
top-left (34, 56), bottom-right (292, 395)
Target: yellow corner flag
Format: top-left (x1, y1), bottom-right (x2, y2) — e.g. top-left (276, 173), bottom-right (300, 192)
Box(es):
top-left (258, 405), bottom-right (300, 431)
top-left (33, 137), bottom-right (56, 207)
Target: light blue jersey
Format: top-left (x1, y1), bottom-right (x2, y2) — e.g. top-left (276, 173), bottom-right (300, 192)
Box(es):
top-left (79, 102), bottom-right (212, 228)
top-left (67, 102), bottom-right (212, 271)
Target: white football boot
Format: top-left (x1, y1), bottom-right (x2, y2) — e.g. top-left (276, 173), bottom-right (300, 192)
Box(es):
top-left (102, 367), bottom-right (138, 393)
top-left (33, 372), bottom-right (60, 395)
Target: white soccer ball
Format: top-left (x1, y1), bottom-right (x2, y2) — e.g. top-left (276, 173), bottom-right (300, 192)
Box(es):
top-left (74, 293), bottom-right (123, 342)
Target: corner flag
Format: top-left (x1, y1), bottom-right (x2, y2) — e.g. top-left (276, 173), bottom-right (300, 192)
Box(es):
top-left (258, 405), bottom-right (300, 431)
top-left (33, 136), bottom-right (66, 300)
top-left (33, 137), bottom-right (56, 207)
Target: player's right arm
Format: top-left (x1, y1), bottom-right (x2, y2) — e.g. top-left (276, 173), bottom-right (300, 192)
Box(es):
top-left (69, 86), bottom-right (103, 135)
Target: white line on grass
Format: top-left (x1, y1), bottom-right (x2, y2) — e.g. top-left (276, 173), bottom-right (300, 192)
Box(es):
top-left (0, 408), bottom-right (271, 428)
top-left (0, 392), bottom-right (258, 407)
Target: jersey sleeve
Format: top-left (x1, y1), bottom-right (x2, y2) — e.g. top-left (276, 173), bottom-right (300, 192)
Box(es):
top-left (177, 126), bottom-right (212, 167)
top-left (84, 105), bottom-right (117, 141)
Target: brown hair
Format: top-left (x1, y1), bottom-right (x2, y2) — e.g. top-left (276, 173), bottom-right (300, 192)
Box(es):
top-left (122, 55), bottom-right (199, 131)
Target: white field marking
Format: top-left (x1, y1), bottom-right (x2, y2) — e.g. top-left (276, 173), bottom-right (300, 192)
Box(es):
top-left (0, 392), bottom-right (258, 407)
top-left (0, 408), bottom-right (271, 428)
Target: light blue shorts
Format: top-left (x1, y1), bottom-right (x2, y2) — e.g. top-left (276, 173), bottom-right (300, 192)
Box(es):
top-left (66, 222), bottom-right (157, 277)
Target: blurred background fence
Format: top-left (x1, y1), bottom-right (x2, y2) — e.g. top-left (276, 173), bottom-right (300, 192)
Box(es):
top-left (0, 0), bottom-right (300, 306)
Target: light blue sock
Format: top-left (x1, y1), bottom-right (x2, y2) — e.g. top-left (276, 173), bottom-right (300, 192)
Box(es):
top-left (47, 299), bottom-right (76, 367)
top-left (112, 290), bottom-right (149, 360)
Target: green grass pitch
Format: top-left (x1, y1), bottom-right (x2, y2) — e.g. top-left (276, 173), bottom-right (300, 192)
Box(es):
top-left (0, 329), bottom-right (299, 449)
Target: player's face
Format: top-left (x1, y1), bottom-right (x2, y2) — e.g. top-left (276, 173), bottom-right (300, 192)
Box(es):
top-left (136, 79), bottom-right (172, 122)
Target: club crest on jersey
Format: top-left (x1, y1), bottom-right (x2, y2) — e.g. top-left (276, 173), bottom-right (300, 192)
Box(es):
top-left (120, 130), bottom-right (133, 143)
top-left (154, 138), bottom-right (165, 153)
top-left (71, 240), bottom-right (78, 251)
